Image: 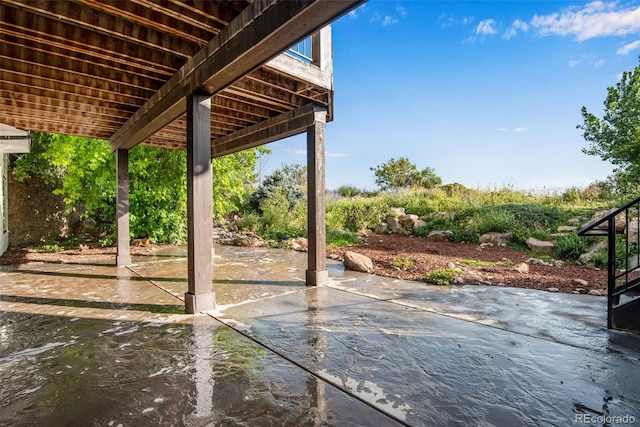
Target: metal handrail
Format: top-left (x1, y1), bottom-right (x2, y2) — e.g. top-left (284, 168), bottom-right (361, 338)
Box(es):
top-left (578, 195), bottom-right (640, 328)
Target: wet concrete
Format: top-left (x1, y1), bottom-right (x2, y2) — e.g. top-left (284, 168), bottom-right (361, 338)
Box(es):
top-left (1, 245), bottom-right (639, 426)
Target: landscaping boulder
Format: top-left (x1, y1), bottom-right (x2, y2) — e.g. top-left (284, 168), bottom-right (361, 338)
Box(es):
top-left (427, 230), bottom-right (453, 241)
top-left (374, 222), bottom-right (389, 234)
top-left (626, 218), bottom-right (639, 242)
top-left (514, 262), bottom-right (529, 273)
top-left (525, 237), bottom-right (554, 253)
top-left (413, 220), bottom-right (427, 232)
top-left (399, 214), bottom-right (419, 228)
top-left (386, 217), bottom-right (402, 233)
top-left (232, 235), bottom-right (263, 247)
top-left (557, 225), bottom-right (578, 232)
top-left (291, 237), bottom-right (308, 252)
top-left (389, 207), bottom-right (406, 217)
top-left (479, 232), bottom-right (512, 246)
top-left (344, 251), bottom-right (374, 273)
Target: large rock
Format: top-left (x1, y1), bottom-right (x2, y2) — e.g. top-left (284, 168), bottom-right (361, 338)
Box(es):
top-left (388, 207), bottom-right (406, 217)
top-left (557, 225), bottom-right (578, 232)
top-left (413, 220), bottom-right (427, 232)
top-left (386, 217), bottom-right (402, 233)
top-left (584, 209), bottom-right (628, 233)
top-left (427, 230), bottom-right (453, 241)
top-left (374, 222), bottom-right (389, 234)
top-left (291, 237), bottom-right (308, 252)
top-left (232, 235), bottom-right (263, 247)
top-left (434, 212), bottom-right (455, 220)
top-left (626, 218), bottom-right (639, 242)
top-left (479, 232), bottom-right (512, 246)
top-left (344, 251), bottom-right (374, 273)
top-left (399, 214), bottom-right (419, 228)
top-left (525, 237), bottom-right (554, 253)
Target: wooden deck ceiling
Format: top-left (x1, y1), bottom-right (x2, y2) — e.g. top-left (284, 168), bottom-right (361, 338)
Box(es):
top-left (0, 0), bottom-right (361, 153)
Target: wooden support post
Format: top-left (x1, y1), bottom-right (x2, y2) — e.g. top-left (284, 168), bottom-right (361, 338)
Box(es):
top-left (185, 92), bottom-right (215, 313)
top-left (116, 149), bottom-right (132, 266)
top-left (306, 106), bottom-right (328, 286)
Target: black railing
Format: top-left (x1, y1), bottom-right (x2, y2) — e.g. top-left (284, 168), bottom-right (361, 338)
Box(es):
top-left (578, 195), bottom-right (640, 329)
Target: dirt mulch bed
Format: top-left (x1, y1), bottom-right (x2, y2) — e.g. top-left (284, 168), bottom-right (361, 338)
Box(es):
top-left (327, 234), bottom-right (607, 295)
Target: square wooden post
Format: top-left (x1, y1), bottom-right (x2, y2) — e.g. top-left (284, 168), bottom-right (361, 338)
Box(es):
top-left (185, 92), bottom-right (215, 313)
top-left (116, 148), bottom-right (132, 266)
top-left (306, 106), bottom-right (328, 286)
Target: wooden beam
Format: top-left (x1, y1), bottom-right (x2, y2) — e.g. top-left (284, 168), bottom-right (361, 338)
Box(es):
top-left (2, 0), bottom-right (199, 58)
top-left (185, 92), bottom-right (215, 314)
top-left (116, 149), bottom-right (132, 267)
top-left (109, 0), bottom-right (365, 152)
top-left (212, 104), bottom-right (316, 158)
top-left (306, 106), bottom-right (328, 285)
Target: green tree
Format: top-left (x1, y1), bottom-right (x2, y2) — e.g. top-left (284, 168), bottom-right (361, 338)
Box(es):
top-left (12, 132), bottom-right (268, 243)
top-left (579, 57), bottom-right (640, 195)
top-left (370, 157), bottom-right (442, 191)
top-left (249, 164), bottom-right (306, 212)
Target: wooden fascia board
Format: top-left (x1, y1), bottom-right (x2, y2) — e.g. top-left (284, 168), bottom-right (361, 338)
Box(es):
top-left (109, 0), bottom-right (364, 152)
top-left (212, 104), bottom-right (327, 158)
top-left (265, 55), bottom-right (332, 91)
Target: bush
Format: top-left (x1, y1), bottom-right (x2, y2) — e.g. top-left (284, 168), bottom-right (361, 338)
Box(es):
top-left (474, 209), bottom-right (517, 234)
top-left (425, 268), bottom-right (460, 285)
top-left (392, 257), bottom-right (414, 270)
top-left (250, 170), bottom-right (304, 212)
top-left (553, 232), bottom-right (588, 261)
top-left (326, 198), bottom-right (391, 232)
top-left (336, 185), bottom-right (363, 198)
top-left (236, 213), bottom-right (260, 232)
top-left (326, 228), bottom-right (361, 247)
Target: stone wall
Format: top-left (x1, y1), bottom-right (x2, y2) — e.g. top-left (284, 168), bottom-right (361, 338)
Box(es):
top-left (7, 170), bottom-right (72, 246)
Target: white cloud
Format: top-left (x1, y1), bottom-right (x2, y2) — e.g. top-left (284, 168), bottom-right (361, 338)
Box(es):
top-left (476, 19), bottom-right (497, 35)
top-left (503, 19), bottom-right (529, 39)
top-left (568, 54), bottom-right (606, 67)
top-left (326, 152), bottom-right (349, 158)
top-left (439, 13), bottom-right (474, 28)
top-left (382, 16), bottom-right (399, 26)
top-left (531, 1), bottom-right (640, 41)
top-left (497, 127), bottom-right (527, 132)
top-left (348, 10), bottom-right (357, 19)
top-left (283, 148), bottom-right (306, 155)
top-left (617, 40), bottom-right (640, 54)
top-left (396, 4), bottom-right (407, 17)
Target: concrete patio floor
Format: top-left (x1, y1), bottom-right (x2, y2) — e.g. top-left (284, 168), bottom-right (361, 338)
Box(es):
top-left (1, 245), bottom-right (639, 426)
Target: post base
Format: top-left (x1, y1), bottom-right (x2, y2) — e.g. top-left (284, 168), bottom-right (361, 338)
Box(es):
top-left (116, 254), bottom-right (132, 267)
top-left (185, 292), bottom-right (215, 314)
top-left (306, 269), bottom-right (328, 286)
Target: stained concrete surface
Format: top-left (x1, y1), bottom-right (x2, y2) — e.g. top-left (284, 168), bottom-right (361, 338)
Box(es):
top-left (1, 245), bottom-right (639, 426)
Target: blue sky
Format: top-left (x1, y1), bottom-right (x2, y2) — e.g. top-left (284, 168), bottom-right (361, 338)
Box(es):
top-left (266, 0), bottom-right (640, 192)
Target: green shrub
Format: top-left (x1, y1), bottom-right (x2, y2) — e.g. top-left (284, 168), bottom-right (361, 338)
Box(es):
top-left (326, 198), bottom-right (390, 232)
top-left (336, 185), bottom-right (363, 198)
top-left (553, 232), bottom-right (588, 261)
top-left (327, 228), bottom-right (361, 247)
top-left (589, 249), bottom-right (608, 269)
top-left (425, 268), bottom-right (461, 285)
top-left (392, 257), bottom-right (414, 270)
top-left (250, 169), bottom-right (304, 212)
top-left (237, 213), bottom-right (260, 232)
top-left (475, 209), bottom-right (517, 234)
top-left (462, 259), bottom-right (495, 267)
